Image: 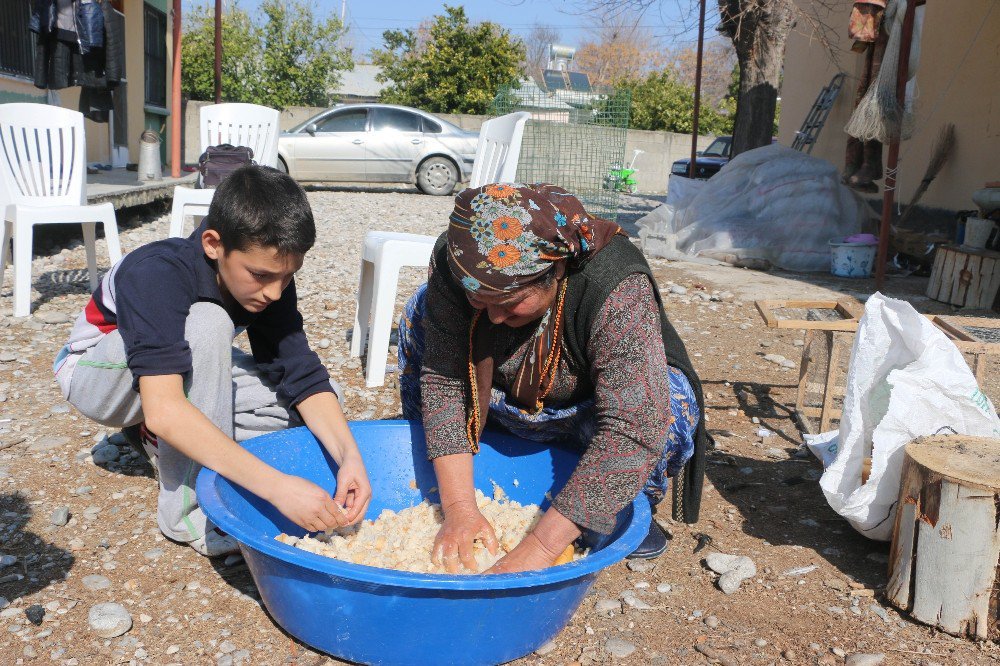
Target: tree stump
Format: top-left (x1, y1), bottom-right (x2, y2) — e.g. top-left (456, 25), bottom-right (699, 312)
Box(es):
top-left (926, 245), bottom-right (1000, 310)
top-left (887, 435), bottom-right (1000, 640)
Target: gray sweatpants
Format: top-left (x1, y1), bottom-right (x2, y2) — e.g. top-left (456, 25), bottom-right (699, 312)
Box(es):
top-left (66, 302), bottom-right (333, 544)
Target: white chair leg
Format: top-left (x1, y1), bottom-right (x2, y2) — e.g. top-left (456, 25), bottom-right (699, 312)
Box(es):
top-left (100, 205), bottom-right (122, 264)
top-left (169, 189), bottom-right (187, 239)
top-left (12, 220), bottom-right (33, 317)
top-left (365, 258), bottom-right (401, 388)
top-left (351, 258), bottom-right (374, 358)
top-left (82, 222), bottom-right (99, 291)
top-left (0, 220), bottom-right (12, 289)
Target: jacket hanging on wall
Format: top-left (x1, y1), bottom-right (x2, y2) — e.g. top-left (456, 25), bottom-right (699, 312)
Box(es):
top-left (30, 0), bottom-right (124, 122)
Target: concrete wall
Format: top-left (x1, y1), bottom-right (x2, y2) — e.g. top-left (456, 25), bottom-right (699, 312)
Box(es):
top-left (182, 102), bottom-right (712, 192)
top-left (780, 0), bottom-right (1000, 212)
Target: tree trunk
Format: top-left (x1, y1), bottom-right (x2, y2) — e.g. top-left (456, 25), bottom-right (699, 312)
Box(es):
top-left (718, 0), bottom-right (795, 156)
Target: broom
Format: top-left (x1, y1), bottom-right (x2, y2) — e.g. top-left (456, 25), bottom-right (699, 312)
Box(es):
top-left (893, 123), bottom-right (956, 229)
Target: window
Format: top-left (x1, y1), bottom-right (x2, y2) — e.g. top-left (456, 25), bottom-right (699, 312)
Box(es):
top-left (0, 1), bottom-right (33, 79)
top-left (318, 109), bottom-right (368, 132)
top-left (421, 117), bottom-right (443, 134)
top-left (144, 4), bottom-right (167, 108)
top-left (372, 108), bottom-right (421, 132)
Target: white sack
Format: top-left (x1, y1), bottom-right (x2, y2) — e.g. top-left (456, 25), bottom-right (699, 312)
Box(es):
top-left (819, 294), bottom-right (1000, 541)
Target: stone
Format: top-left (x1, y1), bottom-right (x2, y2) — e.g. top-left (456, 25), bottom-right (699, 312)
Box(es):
top-left (754, 639), bottom-right (768, 648)
top-left (832, 647), bottom-right (847, 658)
top-left (25, 604), bottom-right (44, 625)
top-left (82, 574), bottom-right (111, 591)
top-left (88, 602), bottom-right (132, 638)
top-left (656, 583), bottom-right (672, 594)
top-left (50, 506), bottom-right (69, 526)
top-left (27, 436), bottom-right (69, 452)
top-left (705, 553), bottom-right (756, 594)
top-left (318, 338), bottom-right (331, 349)
top-left (219, 640), bottom-right (236, 654)
top-left (594, 598), bottom-right (621, 615)
top-left (0, 554), bottom-right (16, 568)
top-left (605, 638), bottom-right (636, 659)
top-left (621, 591), bottom-right (654, 610)
top-left (668, 285), bottom-right (687, 296)
top-left (763, 353), bottom-right (786, 365)
top-left (869, 604), bottom-right (891, 623)
top-left (845, 655), bottom-right (886, 666)
top-left (36, 311), bottom-right (71, 324)
top-left (534, 640), bottom-right (557, 656)
top-left (0, 352), bottom-right (16, 362)
top-left (626, 559), bottom-right (655, 574)
top-left (91, 444), bottom-right (119, 464)
top-left (143, 548), bottom-right (165, 561)
top-left (704, 615), bottom-right (720, 629)
top-left (783, 649), bottom-right (798, 661)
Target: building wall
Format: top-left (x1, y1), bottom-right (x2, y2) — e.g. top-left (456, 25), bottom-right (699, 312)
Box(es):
top-left (779, 0), bottom-right (1000, 212)
top-left (0, 0), bottom-right (173, 167)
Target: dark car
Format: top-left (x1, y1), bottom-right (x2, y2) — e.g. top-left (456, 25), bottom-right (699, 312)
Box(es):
top-left (670, 136), bottom-right (732, 180)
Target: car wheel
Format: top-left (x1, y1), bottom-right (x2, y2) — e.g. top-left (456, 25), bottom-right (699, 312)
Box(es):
top-left (276, 157), bottom-right (289, 175)
top-left (416, 157), bottom-right (458, 196)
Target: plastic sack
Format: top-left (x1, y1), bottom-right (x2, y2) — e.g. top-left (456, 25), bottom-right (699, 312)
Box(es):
top-left (818, 294), bottom-right (1000, 541)
top-left (638, 144), bottom-right (871, 271)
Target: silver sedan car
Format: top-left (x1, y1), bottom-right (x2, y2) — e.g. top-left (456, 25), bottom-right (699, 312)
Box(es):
top-left (277, 104), bottom-right (479, 195)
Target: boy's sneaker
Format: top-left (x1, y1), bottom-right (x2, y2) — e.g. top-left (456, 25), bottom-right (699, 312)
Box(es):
top-left (188, 528), bottom-right (240, 558)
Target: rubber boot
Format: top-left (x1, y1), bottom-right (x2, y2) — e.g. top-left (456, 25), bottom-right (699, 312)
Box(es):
top-left (626, 494), bottom-right (670, 560)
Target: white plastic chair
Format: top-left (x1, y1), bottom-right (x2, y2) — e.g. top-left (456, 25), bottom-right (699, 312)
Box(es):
top-left (350, 112), bottom-right (532, 387)
top-left (469, 111), bottom-right (530, 188)
top-left (169, 103), bottom-right (281, 238)
top-left (0, 103), bottom-right (122, 317)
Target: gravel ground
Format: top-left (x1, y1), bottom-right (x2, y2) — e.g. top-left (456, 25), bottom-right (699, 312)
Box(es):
top-left (0, 189), bottom-right (998, 666)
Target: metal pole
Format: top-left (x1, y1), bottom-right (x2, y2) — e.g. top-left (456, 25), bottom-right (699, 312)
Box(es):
top-left (171, 0), bottom-right (182, 178)
top-left (214, 0), bottom-right (223, 104)
top-left (341, 0), bottom-right (347, 22)
top-left (689, 0), bottom-right (706, 179)
top-left (875, 0), bottom-right (918, 290)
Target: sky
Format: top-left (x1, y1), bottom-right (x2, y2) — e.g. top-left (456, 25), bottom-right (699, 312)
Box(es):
top-left (190, 0), bottom-right (719, 61)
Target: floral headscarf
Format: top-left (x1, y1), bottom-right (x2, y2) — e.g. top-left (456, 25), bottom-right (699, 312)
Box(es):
top-left (447, 183), bottom-right (622, 294)
top-left (445, 183), bottom-right (625, 452)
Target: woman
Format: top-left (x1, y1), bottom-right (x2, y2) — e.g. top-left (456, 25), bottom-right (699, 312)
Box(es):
top-left (397, 183), bottom-right (707, 573)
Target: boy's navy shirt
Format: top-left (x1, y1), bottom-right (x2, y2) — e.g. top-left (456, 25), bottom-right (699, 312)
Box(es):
top-left (74, 221), bottom-right (332, 407)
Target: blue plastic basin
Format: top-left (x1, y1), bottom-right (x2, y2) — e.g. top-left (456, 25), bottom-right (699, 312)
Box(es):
top-left (196, 420), bottom-right (649, 666)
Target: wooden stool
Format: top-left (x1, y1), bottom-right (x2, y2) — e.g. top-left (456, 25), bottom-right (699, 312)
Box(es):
top-left (887, 435), bottom-right (1000, 640)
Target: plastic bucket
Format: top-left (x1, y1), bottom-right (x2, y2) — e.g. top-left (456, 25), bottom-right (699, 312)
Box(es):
top-left (197, 421), bottom-right (650, 666)
top-left (963, 217), bottom-right (996, 249)
top-left (829, 238), bottom-right (878, 278)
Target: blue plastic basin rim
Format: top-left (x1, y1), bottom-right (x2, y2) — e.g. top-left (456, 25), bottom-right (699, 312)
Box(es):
top-left (197, 446), bottom-right (651, 591)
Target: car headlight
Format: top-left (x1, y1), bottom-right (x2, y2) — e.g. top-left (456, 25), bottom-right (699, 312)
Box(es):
top-left (671, 164), bottom-right (688, 175)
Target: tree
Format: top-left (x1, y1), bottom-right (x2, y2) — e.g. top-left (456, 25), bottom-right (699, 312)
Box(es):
top-left (666, 39), bottom-right (736, 108)
top-left (621, 70), bottom-right (732, 135)
top-left (718, 0), bottom-right (793, 154)
top-left (573, 13), bottom-right (664, 88)
top-left (256, 0), bottom-right (353, 108)
top-left (582, 0), bottom-right (798, 156)
top-left (523, 23), bottom-right (560, 85)
top-left (181, 0), bottom-right (352, 108)
top-left (371, 5), bottom-right (525, 114)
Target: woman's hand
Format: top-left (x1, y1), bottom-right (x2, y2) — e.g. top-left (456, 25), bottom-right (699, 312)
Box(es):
top-left (487, 506), bottom-right (583, 574)
top-left (486, 533), bottom-right (563, 574)
top-left (432, 499), bottom-right (499, 573)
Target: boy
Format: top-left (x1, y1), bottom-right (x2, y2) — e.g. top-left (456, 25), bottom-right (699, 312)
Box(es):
top-left (53, 166), bottom-right (370, 556)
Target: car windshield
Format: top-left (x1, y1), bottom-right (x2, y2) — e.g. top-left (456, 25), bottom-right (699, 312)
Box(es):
top-left (702, 137), bottom-right (731, 158)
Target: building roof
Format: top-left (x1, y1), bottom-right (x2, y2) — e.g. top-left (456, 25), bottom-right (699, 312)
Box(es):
top-left (330, 64), bottom-right (387, 99)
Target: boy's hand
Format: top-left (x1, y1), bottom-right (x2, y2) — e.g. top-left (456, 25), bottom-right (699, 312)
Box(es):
top-left (432, 500), bottom-right (499, 573)
top-left (333, 456), bottom-right (372, 526)
top-left (269, 475), bottom-right (346, 533)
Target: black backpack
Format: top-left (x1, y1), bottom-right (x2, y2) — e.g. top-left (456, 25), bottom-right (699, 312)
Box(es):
top-left (197, 144), bottom-right (255, 188)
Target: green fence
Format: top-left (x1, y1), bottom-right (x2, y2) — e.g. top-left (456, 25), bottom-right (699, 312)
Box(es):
top-left (491, 85), bottom-right (631, 222)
